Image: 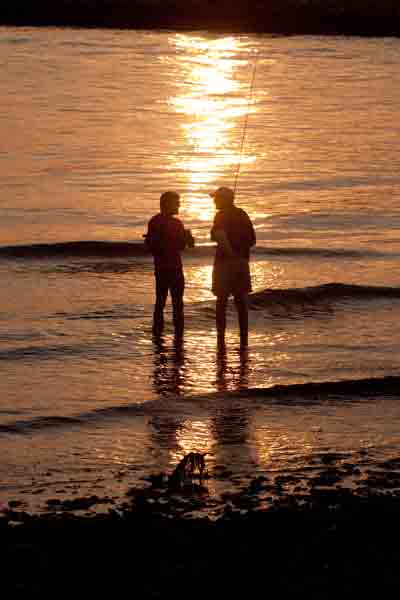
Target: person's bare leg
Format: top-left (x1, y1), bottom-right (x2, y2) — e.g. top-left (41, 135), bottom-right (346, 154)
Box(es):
top-left (153, 295), bottom-right (167, 336)
top-left (171, 272), bottom-right (185, 339)
top-left (216, 295), bottom-right (228, 347)
top-left (234, 294), bottom-right (249, 347)
top-left (172, 295), bottom-right (184, 339)
top-left (153, 277), bottom-right (168, 337)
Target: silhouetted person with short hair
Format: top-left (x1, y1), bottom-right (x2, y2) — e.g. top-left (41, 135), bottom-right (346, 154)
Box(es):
top-left (145, 191), bottom-right (194, 338)
top-left (210, 187), bottom-right (256, 348)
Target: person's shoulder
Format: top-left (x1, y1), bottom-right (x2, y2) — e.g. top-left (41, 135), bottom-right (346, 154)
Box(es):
top-left (213, 210), bottom-right (229, 230)
top-left (148, 213), bottom-right (162, 225)
top-left (171, 215), bottom-right (184, 228)
top-left (235, 206), bottom-right (249, 216)
top-left (232, 206), bottom-right (251, 221)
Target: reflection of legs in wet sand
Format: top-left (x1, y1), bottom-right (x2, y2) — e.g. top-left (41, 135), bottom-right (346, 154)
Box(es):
top-left (150, 336), bottom-right (187, 469)
top-left (216, 344), bottom-right (250, 393)
top-left (152, 336), bottom-right (185, 397)
top-left (148, 337), bottom-right (256, 486)
top-left (212, 346), bottom-right (254, 474)
top-left (216, 343), bottom-right (228, 391)
top-left (151, 338), bottom-right (210, 486)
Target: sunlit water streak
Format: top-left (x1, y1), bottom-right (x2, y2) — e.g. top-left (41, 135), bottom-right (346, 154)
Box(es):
top-left (0, 27), bottom-right (400, 511)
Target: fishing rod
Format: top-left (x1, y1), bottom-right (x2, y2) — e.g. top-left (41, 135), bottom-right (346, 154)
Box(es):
top-left (233, 52), bottom-right (258, 195)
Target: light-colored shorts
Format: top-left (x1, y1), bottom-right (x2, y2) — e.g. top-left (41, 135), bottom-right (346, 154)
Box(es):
top-left (212, 257), bottom-right (252, 298)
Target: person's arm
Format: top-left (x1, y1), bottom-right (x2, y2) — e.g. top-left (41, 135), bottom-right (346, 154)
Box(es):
top-left (248, 215), bottom-right (256, 247)
top-left (211, 214), bottom-right (235, 257)
top-left (210, 212), bottom-right (220, 243)
top-left (174, 220), bottom-right (188, 252)
top-left (213, 229), bottom-right (235, 257)
top-left (145, 218), bottom-right (163, 254)
top-left (184, 228), bottom-right (195, 248)
top-left (238, 211), bottom-right (256, 250)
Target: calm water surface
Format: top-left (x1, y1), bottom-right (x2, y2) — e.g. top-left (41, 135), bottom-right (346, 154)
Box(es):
top-left (0, 27), bottom-right (399, 511)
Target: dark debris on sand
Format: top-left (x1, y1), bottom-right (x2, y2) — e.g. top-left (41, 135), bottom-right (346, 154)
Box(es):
top-left (3, 461), bottom-right (400, 597)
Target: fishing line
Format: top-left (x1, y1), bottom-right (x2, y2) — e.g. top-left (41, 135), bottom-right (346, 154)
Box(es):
top-left (233, 52), bottom-right (258, 195)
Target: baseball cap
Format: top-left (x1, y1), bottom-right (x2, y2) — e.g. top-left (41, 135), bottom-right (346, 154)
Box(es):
top-left (209, 187), bottom-right (235, 201)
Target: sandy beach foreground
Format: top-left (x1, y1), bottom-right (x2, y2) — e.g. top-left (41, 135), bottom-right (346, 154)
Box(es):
top-left (3, 452), bottom-right (400, 597)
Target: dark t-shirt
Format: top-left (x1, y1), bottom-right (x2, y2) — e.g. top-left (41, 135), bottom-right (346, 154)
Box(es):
top-left (146, 213), bottom-right (186, 270)
top-left (211, 206), bottom-right (256, 261)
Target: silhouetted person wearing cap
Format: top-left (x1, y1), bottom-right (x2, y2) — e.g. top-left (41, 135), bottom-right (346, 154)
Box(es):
top-left (210, 187), bottom-right (256, 347)
top-left (145, 191), bottom-right (194, 338)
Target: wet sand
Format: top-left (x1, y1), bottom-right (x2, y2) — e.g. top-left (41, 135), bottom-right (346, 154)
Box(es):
top-left (3, 451), bottom-right (400, 596)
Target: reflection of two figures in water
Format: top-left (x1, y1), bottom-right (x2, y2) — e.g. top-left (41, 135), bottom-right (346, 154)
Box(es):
top-left (151, 335), bottom-right (208, 488)
top-left (150, 335), bottom-right (253, 487)
top-left (152, 335), bottom-right (251, 397)
top-left (215, 344), bottom-right (250, 392)
top-left (213, 345), bottom-right (252, 452)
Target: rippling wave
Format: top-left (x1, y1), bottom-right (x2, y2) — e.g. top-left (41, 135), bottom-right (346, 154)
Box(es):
top-left (1, 375), bottom-right (399, 436)
top-left (249, 282), bottom-right (400, 309)
top-left (0, 240), bottom-right (392, 260)
top-left (0, 241), bottom-right (147, 259)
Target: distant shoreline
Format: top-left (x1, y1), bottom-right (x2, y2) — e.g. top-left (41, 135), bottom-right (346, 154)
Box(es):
top-left (1, 1), bottom-right (400, 38)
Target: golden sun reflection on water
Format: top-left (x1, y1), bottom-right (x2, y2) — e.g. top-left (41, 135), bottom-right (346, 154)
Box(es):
top-left (185, 263), bottom-right (213, 302)
top-left (251, 260), bottom-right (279, 292)
top-left (169, 34), bottom-right (258, 222)
top-left (173, 419), bottom-right (213, 461)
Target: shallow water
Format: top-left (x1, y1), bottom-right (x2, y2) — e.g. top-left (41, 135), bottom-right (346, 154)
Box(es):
top-left (0, 27), bottom-right (400, 510)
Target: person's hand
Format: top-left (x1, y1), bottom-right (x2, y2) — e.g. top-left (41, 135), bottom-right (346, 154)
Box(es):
top-left (213, 229), bottom-right (235, 258)
top-left (185, 229), bottom-right (195, 248)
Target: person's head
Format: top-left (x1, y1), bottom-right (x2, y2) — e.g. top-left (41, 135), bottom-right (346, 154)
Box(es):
top-left (160, 191), bottom-right (180, 216)
top-left (210, 186), bottom-right (235, 210)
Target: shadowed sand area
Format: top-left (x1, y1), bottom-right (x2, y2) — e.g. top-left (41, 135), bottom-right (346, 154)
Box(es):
top-left (3, 450), bottom-right (400, 596)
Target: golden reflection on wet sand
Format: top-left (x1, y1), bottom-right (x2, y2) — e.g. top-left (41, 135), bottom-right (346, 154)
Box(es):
top-left (184, 263), bottom-right (214, 302)
top-left (145, 318), bottom-right (322, 482)
top-left (149, 336), bottom-right (258, 479)
top-left (92, 255), bottom-right (297, 475)
top-left (250, 260), bottom-right (284, 292)
top-left (151, 336), bottom-right (187, 397)
top-left (174, 420), bottom-right (212, 461)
